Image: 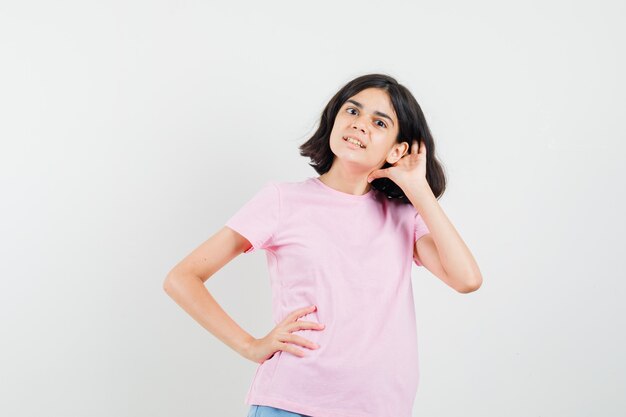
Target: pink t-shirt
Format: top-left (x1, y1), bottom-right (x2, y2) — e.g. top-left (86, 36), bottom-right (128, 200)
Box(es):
top-left (225, 176), bottom-right (430, 417)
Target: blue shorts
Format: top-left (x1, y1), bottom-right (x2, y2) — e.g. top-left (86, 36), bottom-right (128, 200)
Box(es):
top-left (247, 404), bottom-right (311, 417)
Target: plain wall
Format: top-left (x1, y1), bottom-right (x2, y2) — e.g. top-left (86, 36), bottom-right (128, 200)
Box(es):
top-left (1, 0), bottom-right (624, 416)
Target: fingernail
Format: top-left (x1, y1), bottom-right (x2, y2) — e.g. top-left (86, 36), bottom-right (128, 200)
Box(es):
top-left (367, 177), bottom-right (372, 183)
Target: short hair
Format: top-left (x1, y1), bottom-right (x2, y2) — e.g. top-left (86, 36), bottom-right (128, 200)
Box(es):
top-left (299, 73), bottom-right (447, 203)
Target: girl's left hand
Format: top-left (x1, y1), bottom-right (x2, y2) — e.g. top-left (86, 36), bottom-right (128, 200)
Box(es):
top-left (367, 138), bottom-right (428, 192)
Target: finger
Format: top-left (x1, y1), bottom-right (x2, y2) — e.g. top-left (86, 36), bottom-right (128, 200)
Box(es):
top-left (367, 169), bottom-right (387, 183)
top-left (281, 305), bottom-right (317, 326)
top-left (287, 334), bottom-right (320, 350)
top-left (280, 341), bottom-right (308, 357)
top-left (412, 139), bottom-right (419, 154)
top-left (419, 140), bottom-right (427, 155)
top-left (289, 321), bottom-right (325, 331)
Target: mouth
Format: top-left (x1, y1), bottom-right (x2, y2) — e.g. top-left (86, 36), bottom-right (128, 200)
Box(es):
top-left (342, 136), bottom-right (366, 149)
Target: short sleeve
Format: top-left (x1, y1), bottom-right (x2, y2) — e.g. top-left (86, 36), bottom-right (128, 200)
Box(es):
top-left (225, 181), bottom-right (280, 254)
top-left (413, 211), bottom-right (430, 266)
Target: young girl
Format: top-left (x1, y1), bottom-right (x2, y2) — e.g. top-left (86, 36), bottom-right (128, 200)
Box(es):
top-left (163, 73), bottom-right (482, 417)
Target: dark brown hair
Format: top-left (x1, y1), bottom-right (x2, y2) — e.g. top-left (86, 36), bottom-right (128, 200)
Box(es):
top-left (299, 73), bottom-right (447, 202)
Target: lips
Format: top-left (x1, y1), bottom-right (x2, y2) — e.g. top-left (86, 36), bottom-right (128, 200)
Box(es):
top-left (342, 135), bottom-right (366, 148)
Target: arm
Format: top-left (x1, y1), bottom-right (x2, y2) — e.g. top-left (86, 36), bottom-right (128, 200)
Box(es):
top-left (162, 226), bottom-right (256, 358)
top-left (407, 183), bottom-right (483, 293)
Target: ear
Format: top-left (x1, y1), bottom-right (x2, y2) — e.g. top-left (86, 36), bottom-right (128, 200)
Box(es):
top-left (386, 141), bottom-right (410, 164)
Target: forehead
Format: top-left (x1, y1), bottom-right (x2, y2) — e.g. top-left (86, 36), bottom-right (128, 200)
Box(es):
top-left (344, 88), bottom-right (397, 123)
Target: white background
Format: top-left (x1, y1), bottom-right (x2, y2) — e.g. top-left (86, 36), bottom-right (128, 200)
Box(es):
top-left (1, 1), bottom-right (625, 416)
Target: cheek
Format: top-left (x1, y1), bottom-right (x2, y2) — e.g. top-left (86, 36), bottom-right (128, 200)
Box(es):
top-left (331, 119), bottom-right (346, 134)
top-left (335, 118), bottom-right (349, 129)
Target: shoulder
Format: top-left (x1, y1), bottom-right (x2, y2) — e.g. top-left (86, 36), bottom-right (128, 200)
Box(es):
top-left (268, 177), bottom-right (314, 196)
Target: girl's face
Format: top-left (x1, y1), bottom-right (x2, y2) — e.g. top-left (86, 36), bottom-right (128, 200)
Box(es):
top-left (329, 87), bottom-right (407, 171)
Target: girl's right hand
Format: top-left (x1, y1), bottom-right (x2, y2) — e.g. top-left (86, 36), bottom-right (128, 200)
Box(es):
top-left (243, 304), bottom-right (325, 364)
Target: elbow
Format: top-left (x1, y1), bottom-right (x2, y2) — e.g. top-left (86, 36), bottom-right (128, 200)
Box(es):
top-left (163, 275), bottom-right (173, 293)
top-left (163, 272), bottom-right (202, 294)
top-left (456, 274), bottom-right (483, 294)
top-left (163, 272), bottom-right (180, 294)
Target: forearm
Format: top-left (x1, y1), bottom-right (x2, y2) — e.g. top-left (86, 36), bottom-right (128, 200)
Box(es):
top-left (405, 182), bottom-right (482, 287)
top-left (163, 274), bottom-right (254, 358)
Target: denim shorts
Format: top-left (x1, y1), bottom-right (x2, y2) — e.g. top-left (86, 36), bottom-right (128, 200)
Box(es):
top-left (247, 404), bottom-right (312, 417)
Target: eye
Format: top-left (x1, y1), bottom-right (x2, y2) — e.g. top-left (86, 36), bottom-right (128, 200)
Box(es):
top-left (346, 107), bottom-right (387, 128)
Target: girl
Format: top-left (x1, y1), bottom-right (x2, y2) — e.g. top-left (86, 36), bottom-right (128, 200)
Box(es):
top-left (163, 73), bottom-right (482, 417)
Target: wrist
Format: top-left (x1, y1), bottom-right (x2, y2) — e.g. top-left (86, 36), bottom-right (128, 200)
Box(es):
top-left (409, 179), bottom-right (431, 196)
top-left (238, 335), bottom-right (256, 359)
top-left (405, 180), bottom-right (435, 208)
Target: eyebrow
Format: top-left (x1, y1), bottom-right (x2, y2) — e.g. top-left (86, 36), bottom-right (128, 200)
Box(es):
top-left (345, 99), bottom-right (395, 127)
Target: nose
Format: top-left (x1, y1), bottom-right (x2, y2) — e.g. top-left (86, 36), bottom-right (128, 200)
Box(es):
top-left (351, 115), bottom-right (367, 134)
